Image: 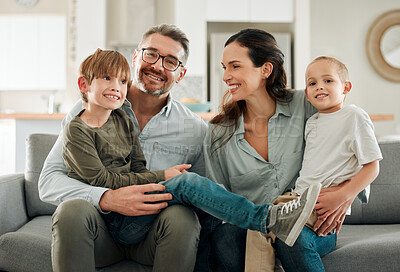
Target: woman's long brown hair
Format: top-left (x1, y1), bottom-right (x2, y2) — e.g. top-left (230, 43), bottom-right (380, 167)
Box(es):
top-left (209, 29), bottom-right (293, 154)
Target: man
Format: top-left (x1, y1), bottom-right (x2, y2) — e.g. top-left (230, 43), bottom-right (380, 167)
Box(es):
top-left (39, 24), bottom-right (207, 272)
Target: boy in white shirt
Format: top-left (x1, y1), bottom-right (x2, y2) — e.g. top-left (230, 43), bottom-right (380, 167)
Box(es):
top-left (246, 56), bottom-right (382, 272)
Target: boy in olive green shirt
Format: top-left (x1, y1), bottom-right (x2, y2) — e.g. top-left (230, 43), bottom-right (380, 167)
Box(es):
top-left (63, 49), bottom-right (187, 188)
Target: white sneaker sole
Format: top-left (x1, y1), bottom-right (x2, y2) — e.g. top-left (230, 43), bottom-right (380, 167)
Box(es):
top-left (285, 183), bottom-right (321, 246)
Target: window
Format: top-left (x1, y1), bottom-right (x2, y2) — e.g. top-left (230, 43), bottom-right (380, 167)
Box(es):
top-left (0, 15), bottom-right (66, 91)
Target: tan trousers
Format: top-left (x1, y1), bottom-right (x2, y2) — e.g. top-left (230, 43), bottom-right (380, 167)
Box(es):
top-left (244, 192), bottom-right (318, 272)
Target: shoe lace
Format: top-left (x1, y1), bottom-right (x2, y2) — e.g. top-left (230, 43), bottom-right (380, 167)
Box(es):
top-left (280, 197), bottom-right (301, 215)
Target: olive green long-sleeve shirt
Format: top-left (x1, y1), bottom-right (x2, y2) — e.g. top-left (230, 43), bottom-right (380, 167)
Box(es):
top-left (63, 109), bottom-right (165, 190)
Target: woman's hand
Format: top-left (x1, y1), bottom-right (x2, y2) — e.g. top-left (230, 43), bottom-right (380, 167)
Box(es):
top-left (313, 198), bottom-right (352, 236)
top-left (314, 187), bottom-right (346, 219)
top-left (313, 184), bottom-right (355, 236)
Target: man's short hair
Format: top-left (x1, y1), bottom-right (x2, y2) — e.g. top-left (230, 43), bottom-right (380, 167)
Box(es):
top-left (139, 24), bottom-right (189, 64)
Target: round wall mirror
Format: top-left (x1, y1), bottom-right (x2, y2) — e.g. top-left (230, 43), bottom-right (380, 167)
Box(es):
top-left (366, 10), bottom-right (400, 82)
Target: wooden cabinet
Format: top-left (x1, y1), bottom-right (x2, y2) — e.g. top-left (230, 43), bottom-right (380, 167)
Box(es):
top-left (0, 114), bottom-right (64, 175)
top-left (0, 119), bottom-right (16, 175)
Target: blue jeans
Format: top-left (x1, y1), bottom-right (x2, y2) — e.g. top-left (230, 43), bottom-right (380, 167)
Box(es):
top-left (102, 172), bottom-right (271, 245)
top-left (194, 209), bottom-right (222, 272)
top-left (275, 226), bottom-right (337, 272)
top-left (211, 224), bottom-right (337, 272)
top-left (211, 223), bottom-right (247, 272)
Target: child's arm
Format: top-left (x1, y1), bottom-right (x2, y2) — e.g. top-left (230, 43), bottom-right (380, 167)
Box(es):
top-left (314, 160), bottom-right (380, 235)
top-left (63, 123), bottom-right (166, 190)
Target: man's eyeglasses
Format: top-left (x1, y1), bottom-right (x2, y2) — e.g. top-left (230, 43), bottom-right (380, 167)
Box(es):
top-left (141, 48), bottom-right (183, 72)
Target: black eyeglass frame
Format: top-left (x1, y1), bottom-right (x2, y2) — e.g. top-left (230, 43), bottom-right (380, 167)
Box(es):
top-left (141, 48), bottom-right (184, 72)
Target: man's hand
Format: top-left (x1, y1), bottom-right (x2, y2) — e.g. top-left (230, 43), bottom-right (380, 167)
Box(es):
top-left (99, 184), bottom-right (172, 216)
top-left (165, 164), bottom-right (192, 180)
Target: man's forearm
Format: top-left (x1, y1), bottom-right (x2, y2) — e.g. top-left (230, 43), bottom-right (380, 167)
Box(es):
top-left (38, 100), bottom-right (110, 210)
top-left (39, 135), bottom-right (109, 210)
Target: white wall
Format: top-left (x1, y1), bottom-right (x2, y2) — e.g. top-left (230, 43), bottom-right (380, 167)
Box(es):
top-left (66, 0), bottom-right (106, 111)
top-left (0, 0), bottom-right (68, 113)
top-left (0, 0), bottom-right (106, 113)
top-left (1, 0), bottom-right (400, 137)
top-left (174, 0), bottom-right (207, 77)
top-left (309, 0), bottom-right (400, 136)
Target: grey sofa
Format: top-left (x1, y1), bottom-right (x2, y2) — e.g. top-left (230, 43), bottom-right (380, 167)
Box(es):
top-left (0, 134), bottom-right (399, 272)
top-left (0, 134), bottom-right (152, 272)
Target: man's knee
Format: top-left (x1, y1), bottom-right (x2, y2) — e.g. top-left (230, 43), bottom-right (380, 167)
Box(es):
top-left (52, 199), bottom-right (100, 232)
top-left (156, 205), bottom-right (200, 240)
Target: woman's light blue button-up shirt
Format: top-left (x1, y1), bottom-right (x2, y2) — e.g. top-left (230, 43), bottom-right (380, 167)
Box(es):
top-left (204, 91), bottom-right (316, 205)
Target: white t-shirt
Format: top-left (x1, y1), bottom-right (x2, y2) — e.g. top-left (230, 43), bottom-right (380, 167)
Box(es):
top-left (295, 104), bottom-right (383, 195)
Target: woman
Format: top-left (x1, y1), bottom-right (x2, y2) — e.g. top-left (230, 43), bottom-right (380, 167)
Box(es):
top-left (204, 29), bottom-right (353, 271)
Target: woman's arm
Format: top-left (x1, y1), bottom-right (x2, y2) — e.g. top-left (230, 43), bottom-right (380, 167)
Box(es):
top-left (203, 127), bottom-right (230, 189)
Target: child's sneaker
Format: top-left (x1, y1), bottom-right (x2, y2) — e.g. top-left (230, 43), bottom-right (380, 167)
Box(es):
top-left (267, 183), bottom-right (321, 247)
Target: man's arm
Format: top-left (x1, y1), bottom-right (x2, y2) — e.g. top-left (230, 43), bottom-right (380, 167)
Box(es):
top-left (38, 100), bottom-right (108, 207)
top-left (38, 100), bottom-right (172, 214)
top-left (99, 184), bottom-right (172, 216)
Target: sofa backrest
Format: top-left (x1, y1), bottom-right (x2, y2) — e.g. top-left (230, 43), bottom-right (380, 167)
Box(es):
top-left (25, 133), bottom-right (58, 217)
top-left (345, 140), bottom-right (400, 224)
top-left (25, 133), bottom-right (400, 223)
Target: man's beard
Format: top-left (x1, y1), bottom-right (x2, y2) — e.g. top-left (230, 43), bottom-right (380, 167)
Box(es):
top-left (134, 68), bottom-right (170, 97)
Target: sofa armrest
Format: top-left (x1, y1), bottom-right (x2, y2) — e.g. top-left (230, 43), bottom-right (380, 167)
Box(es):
top-left (0, 173), bottom-right (29, 236)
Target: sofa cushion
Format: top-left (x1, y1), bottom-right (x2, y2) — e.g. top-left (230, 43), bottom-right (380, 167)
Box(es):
top-left (345, 140), bottom-right (400, 224)
top-left (25, 134), bottom-right (58, 217)
top-left (0, 216), bottom-right (53, 272)
top-left (323, 224), bottom-right (400, 271)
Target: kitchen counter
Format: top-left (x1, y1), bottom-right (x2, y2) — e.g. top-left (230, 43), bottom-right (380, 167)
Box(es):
top-left (0, 113), bottom-right (66, 120)
top-left (0, 112), bottom-right (394, 121)
top-left (197, 113), bottom-right (395, 122)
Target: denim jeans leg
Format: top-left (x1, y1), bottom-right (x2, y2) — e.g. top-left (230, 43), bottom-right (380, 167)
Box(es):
top-left (194, 210), bottom-right (222, 272)
top-left (163, 172), bottom-right (271, 233)
top-left (103, 212), bottom-right (159, 244)
top-left (211, 223), bottom-right (247, 272)
top-left (107, 171), bottom-right (270, 245)
top-left (275, 226), bottom-right (337, 272)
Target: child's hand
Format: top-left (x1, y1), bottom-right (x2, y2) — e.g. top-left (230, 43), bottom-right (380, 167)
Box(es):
top-left (164, 164), bottom-right (192, 180)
